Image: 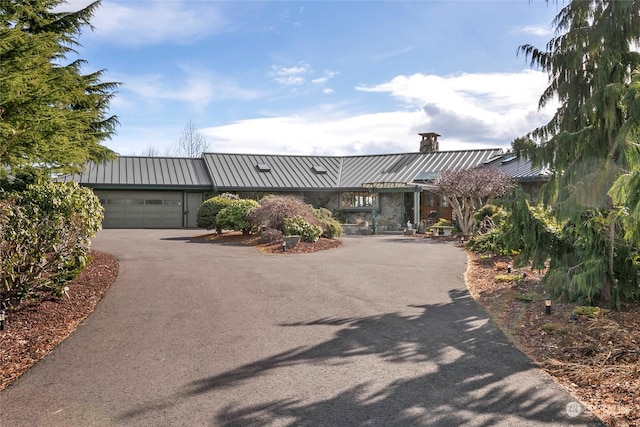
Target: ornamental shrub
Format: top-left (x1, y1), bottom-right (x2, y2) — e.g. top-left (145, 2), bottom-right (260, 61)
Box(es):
top-left (215, 199), bottom-right (259, 235)
top-left (196, 193), bottom-right (239, 232)
top-left (249, 195), bottom-right (319, 232)
top-left (0, 182), bottom-right (103, 308)
top-left (312, 207), bottom-right (343, 239)
top-left (433, 218), bottom-right (452, 227)
top-left (258, 228), bottom-right (283, 244)
top-left (284, 215), bottom-right (322, 242)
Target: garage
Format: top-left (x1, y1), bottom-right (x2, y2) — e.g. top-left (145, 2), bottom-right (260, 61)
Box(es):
top-left (94, 190), bottom-right (183, 228)
top-left (56, 157), bottom-right (213, 229)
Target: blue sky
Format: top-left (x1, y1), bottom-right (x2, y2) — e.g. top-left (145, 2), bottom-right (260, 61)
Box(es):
top-left (62, 1), bottom-right (562, 156)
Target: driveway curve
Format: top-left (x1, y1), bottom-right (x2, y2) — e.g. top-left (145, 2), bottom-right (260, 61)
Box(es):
top-left (1, 230), bottom-right (602, 426)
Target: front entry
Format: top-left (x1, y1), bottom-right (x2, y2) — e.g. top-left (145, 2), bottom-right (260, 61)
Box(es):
top-left (420, 191), bottom-right (452, 223)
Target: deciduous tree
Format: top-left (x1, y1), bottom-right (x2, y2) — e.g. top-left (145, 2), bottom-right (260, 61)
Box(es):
top-left (171, 120), bottom-right (210, 158)
top-left (433, 168), bottom-right (515, 237)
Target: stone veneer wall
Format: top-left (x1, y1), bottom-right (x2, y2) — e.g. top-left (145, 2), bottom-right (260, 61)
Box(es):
top-left (233, 190), bottom-right (406, 233)
top-left (375, 192), bottom-right (404, 232)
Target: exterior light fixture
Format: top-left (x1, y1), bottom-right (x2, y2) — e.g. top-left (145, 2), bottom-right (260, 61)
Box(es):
top-left (545, 298), bottom-right (552, 315)
top-left (282, 241), bottom-right (286, 251)
top-left (0, 309), bottom-right (5, 331)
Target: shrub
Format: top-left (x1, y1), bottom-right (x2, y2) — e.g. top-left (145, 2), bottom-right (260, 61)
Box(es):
top-left (466, 226), bottom-right (514, 256)
top-left (196, 193), bottom-right (238, 232)
top-left (467, 205), bottom-right (514, 256)
top-left (215, 199), bottom-right (259, 234)
top-left (312, 207), bottom-right (343, 239)
top-left (0, 182), bottom-right (103, 308)
top-left (249, 195), bottom-right (318, 232)
top-left (433, 218), bottom-right (452, 227)
top-left (284, 215), bottom-right (323, 242)
top-left (259, 228), bottom-right (283, 244)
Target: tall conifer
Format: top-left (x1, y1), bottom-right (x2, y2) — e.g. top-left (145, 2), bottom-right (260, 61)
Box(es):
top-left (0, 0), bottom-right (119, 175)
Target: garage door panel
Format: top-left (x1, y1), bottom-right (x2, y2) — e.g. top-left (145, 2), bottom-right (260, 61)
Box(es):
top-left (96, 190), bottom-right (185, 228)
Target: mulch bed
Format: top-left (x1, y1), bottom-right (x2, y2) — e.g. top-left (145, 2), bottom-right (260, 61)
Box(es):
top-left (465, 250), bottom-right (640, 427)
top-left (195, 231), bottom-right (343, 254)
top-left (0, 251), bottom-right (118, 391)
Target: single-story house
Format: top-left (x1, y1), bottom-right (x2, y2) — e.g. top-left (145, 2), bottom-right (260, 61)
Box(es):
top-left (56, 133), bottom-right (548, 230)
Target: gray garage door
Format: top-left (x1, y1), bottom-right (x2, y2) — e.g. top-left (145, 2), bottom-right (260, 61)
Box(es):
top-left (95, 190), bottom-right (183, 228)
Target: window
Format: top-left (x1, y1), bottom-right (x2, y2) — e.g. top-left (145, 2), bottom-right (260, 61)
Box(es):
top-left (425, 192), bottom-right (435, 207)
top-left (341, 191), bottom-right (373, 208)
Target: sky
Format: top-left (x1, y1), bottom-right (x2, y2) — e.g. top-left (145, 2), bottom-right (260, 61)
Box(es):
top-left (61, 0), bottom-right (564, 157)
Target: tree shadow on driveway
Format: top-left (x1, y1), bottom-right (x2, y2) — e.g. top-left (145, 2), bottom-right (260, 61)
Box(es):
top-left (118, 289), bottom-right (603, 426)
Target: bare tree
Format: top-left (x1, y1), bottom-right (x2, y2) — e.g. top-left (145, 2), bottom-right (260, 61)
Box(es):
top-left (433, 168), bottom-right (516, 237)
top-left (171, 120), bottom-right (210, 157)
top-left (140, 145), bottom-right (163, 157)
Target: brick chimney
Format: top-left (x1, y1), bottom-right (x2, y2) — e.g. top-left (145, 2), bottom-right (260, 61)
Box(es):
top-left (419, 132), bottom-right (440, 153)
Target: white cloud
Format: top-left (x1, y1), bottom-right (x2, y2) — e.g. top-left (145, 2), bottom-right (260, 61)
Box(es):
top-left (111, 70), bottom-right (555, 156)
top-left (312, 70), bottom-right (339, 85)
top-left (322, 88), bottom-right (335, 95)
top-left (355, 70), bottom-right (554, 144)
top-left (510, 25), bottom-right (552, 37)
top-left (86, 1), bottom-right (231, 46)
top-left (202, 113), bottom-right (423, 156)
top-left (117, 65), bottom-right (262, 111)
top-left (271, 64), bottom-right (311, 86)
top-left (196, 70), bottom-right (555, 156)
top-left (373, 46), bottom-right (416, 61)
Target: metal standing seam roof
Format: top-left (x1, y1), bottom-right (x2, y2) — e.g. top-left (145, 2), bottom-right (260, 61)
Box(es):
top-left (55, 156), bottom-right (212, 188)
top-left (55, 149), bottom-right (507, 191)
top-left (341, 149), bottom-right (504, 188)
top-left (495, 156), bottom-right (550, 180)
top-left (202, 153), bottom-right (342, 191)
top-left (205, 149), bottom-right (504, 190)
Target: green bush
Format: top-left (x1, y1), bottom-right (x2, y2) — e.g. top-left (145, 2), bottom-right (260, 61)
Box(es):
top-left (467, 227), bottom-right (514, 256)
top-left (196, 193), bottom-right (238, 231)
top-left (312, 207), bottom-right (343, 239)
top-left (284, 215), bottom-right (323, 242)
top-left (467, 204), bottom-right (514, 255)
top-left (433, 218), bottom-right (452, 227)
top-left (215, 199), bottom-right (259, 234)
top-left (0, 182), bottom-right (103, 308)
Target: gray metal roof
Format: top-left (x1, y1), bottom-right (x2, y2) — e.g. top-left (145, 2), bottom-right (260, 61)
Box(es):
top-left (203, 149), bottom-right (503, 190)
top-left (203, 153), bottom-right (342, 191)
top-left (56, 148), bottom-right (506, 191)
top-left (340, 149), bottom-right (504, 188)
top-left (492, 155), bottom-right (550, 181)
top-left (55, 156), bottom-right (212, 188)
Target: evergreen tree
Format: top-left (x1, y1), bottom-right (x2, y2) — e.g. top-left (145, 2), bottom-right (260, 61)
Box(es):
top-left (514, 0), bottom-right (640, 307)
top-left (0, 0), bottom-right (119, 177)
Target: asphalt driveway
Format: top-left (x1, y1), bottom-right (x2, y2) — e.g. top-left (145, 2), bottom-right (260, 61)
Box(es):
top-left (0, 230), bottom-right (603, 426)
